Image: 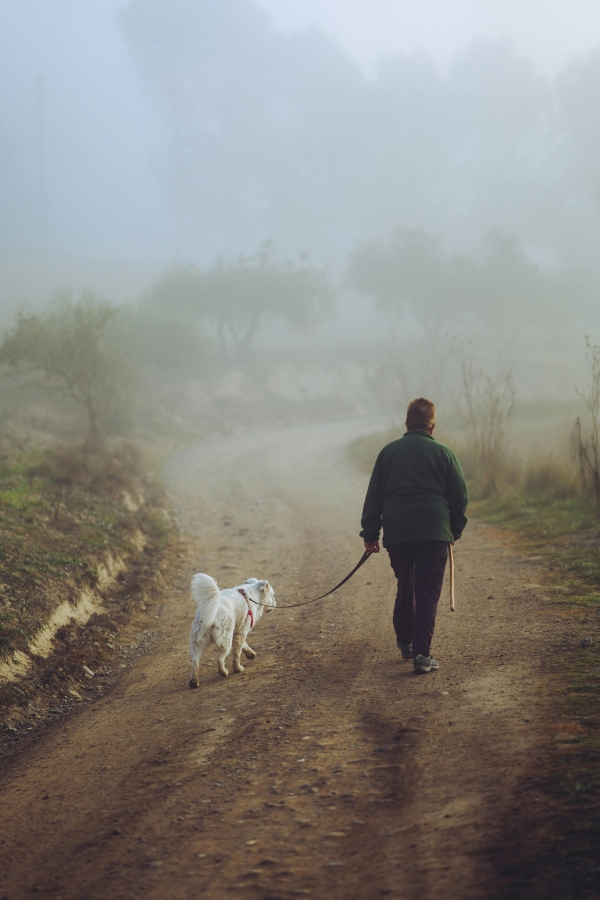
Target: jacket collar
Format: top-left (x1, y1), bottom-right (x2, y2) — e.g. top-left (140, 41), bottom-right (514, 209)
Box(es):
top-left (404, 429), bottom-right (434, 440)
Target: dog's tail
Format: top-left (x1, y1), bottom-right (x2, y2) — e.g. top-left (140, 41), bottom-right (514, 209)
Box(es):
top-left (191, 573), bottom-right (221, 629)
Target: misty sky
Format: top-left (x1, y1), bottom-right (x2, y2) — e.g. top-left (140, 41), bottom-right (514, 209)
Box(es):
top-left (256, 0), bottom-right (600, 76)
top-left (1, 0), bottom-right (600, 398)
top-left (1, 0), bottom-right (600, 266)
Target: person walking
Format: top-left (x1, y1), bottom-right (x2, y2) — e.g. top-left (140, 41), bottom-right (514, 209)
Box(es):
top-left (360, 398), bottom-right (468, 674)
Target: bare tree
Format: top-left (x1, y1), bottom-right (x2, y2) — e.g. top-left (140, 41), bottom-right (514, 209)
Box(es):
top-left (458, 361), bottom-right (516, 493)
top-left (365, 330), bottom-right (457, 427)
top-left (572, 336), bottom-right (600, 515)
top-left (0, 292), bottom-right (134, 449)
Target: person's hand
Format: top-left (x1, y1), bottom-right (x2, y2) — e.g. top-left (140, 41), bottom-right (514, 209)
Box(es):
top-left (364, 541), bottom-right (380, 554)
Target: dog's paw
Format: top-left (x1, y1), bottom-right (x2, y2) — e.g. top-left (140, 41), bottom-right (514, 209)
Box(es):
top-left (243, 647), bottom-right (257, 659)
top-left (233, 663), bottom-right (245, 673)
top-left (189, 679), bottom-right (199, 689)
top-left (218, 667), bottom-right (229, 678)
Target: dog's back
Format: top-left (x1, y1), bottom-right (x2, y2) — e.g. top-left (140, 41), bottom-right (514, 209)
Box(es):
top-left (191, 573), bottom-right (221, 629)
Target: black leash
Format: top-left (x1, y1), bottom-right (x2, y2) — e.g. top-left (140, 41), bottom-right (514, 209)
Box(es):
top-left (249, 549), bottom-right (374, 610)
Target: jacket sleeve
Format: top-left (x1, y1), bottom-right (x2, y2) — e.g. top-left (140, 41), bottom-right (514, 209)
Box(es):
top-left (359, 451), bottom-right (385, 542)
top-left (445, 451), bottom-right (469, 541)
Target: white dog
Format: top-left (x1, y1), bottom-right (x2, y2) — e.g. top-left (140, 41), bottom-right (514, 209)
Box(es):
top-left (189, 574), bottom-right (276, 687)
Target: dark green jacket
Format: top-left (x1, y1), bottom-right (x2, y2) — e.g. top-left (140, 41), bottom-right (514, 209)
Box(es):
top-left (360, 430), bottom-right (468, 547)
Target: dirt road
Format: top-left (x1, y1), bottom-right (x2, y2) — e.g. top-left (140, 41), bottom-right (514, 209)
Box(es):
top-left (0, 421), bottom-right (561, 899)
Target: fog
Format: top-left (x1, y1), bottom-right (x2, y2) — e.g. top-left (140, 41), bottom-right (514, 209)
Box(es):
top-left (256, 0), bottom-right (600, 78)
top-left (1, 0), bottom-right (600, 452)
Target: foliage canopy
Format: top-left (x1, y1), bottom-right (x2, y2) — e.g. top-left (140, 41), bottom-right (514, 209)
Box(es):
top-left (0, 292), bottom-right (134, 447)
top-left (145, 245), bottom-right (334, 355)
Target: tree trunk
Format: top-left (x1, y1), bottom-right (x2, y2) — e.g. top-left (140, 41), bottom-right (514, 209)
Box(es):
top-left (83, 400), bottom-right (104, 453)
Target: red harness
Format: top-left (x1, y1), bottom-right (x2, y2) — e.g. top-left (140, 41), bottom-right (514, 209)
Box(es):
top-left (238, 588), bottom-right (254, 629)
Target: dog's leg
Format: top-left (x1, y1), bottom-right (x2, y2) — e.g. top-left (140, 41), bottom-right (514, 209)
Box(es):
top-left (214, 619), bottom-right (233, 678)
top-left (189, 623), bottom-right (210, 689)
top-left (232, 630), bottom-right (246, 673)
top-left (242, 641), bottom-right (257, 659)
top-left (215, 644), bottom-right (229, 677)
top-left (189, 658), bottom-right (200, 689)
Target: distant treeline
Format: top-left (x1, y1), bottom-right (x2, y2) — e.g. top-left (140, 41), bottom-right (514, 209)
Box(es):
top-left (1, 226), bottom-right (599, 442)
top-left (121, 0), bottom-right (600, 267)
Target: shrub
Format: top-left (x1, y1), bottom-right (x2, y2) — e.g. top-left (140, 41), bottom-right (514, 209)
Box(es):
top-left (524, 459), bottom-right (579, 500)
top-left (29, 441), bottom-right (146, 497)
top-left (572, 337), bottom-right (600, 516)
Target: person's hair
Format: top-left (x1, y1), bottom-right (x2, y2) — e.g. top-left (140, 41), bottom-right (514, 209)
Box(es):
top-left (406, 397), bottom-right (436, 431)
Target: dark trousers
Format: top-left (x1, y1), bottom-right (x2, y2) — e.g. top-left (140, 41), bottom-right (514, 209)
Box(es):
top-left (387, 541), bottom-right (449, 658)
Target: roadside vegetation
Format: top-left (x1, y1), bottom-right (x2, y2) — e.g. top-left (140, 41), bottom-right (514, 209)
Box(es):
top-left (0, 434), bottom-right (171, 723)
top-left (0, 295), bottom-right (177, 733)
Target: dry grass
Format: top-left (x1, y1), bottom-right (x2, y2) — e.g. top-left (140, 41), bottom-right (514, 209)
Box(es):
top-left (30, 441), bottom-right (146, 496)
top-left (523, 458), bottom-right (579, 500)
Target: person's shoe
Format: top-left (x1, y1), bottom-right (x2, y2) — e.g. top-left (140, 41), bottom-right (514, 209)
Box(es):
top-left (396, 641), bottom-right (414, 659)
top-left (414, 654), bottom-right (440, 674)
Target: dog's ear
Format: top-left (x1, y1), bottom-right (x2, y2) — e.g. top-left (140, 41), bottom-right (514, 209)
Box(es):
top-left (257, 580), bottom-right (269, 592)
top-left (245, 578), bottom-right (258, 584)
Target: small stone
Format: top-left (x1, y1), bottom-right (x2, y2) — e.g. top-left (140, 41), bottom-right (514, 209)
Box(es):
top-left (245, 840), bottom-right (258, 846)
top-left (83, 665), bottom-right (95, 677)
top-left (581, 637), bottom-right (594, 647)
top-left (68, 689), bottom-right (82, 701)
